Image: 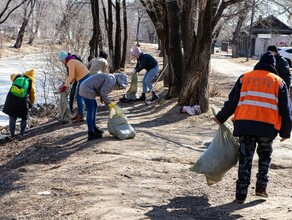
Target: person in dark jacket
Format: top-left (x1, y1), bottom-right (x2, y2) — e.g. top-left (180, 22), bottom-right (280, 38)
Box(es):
top-left (131, 46), bottom-right (159, 101)
top-left (79, 73), bottom-right (128, 141)
top-left (213, 52), bottom-right (292, 204)
top-left (267, 45), bottom-right (291, 89)
top-left (3, 69), bottom-right (36, 138)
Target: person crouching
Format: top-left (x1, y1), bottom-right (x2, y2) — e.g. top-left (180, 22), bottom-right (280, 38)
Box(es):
top-left (79, 73), bottom-right (128, 141)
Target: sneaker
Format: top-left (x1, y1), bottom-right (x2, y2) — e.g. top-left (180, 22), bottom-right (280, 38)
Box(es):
top-left (94, 127), bottom-right (104, 135)
top-left (235, 193), bottom-right (246, 204)
top-left (88, 131), bottom-right (103, 141)
top-left (150, 94), bottom-right (159, 101)
top-left (256, 189), bottom-right (268, 198)
top-left (72, 115), bottom-right (84, 123)
top-left (233, 199), bottom-right (245, 204)
top-left (71, 114), bottom-right (79, 120)
top-left (137, 96), bottom-right (146, 101)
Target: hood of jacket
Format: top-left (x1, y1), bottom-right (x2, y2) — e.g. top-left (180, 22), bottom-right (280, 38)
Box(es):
top-left (24, 69), bottom-right (35, 82)
top-left (114, 73), bottom-right (128, 89)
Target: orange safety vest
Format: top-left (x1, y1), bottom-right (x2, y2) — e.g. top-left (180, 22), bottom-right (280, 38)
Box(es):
top-left (233, 70), bottom-right (284, 130)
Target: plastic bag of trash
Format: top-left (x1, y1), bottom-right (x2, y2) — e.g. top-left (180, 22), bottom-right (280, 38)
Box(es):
top-left (59, 88), bottom-right (71, 124)
top-left (190, 106), bottom-right (239, 185)
top-left (107, 106), bottom-right (135, 140)
top-left (125, 72), bottom-right (138, 100)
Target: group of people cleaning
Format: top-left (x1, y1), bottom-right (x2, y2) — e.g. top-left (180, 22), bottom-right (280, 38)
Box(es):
top-left (2, 43), bottom-right (292, 204)
top-left (3, 46), bottom-right (160, 141)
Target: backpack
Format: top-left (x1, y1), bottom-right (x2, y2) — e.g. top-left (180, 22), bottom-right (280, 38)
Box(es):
top-left (10, 75), bottom-right (30, 98)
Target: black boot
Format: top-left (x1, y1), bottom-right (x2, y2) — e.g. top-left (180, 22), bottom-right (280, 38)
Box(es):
top-left (150, 91), bottom-right (159, 101)
top-left (137, 93), bottom-right (146, 101)
top-left (88, 131), bottom-right (102, 141)
top-left (94, 126), bottom-right (104, 135)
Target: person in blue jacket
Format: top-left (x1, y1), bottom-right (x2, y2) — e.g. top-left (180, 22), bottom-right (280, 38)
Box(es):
top-left (131, 46), bottom-right (159, 101)
top-left (213, 52), bottom-right (292, 204)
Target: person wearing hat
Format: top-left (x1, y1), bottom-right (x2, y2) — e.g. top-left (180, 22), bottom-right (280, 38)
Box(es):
top-left (79, 73), bottom-right (128, 141)
top-left (86, 51), bottom-right (109, 75)
top-left (213, 51), bottom-right (292, 204)
top-left (131, 46), bottom-right (159, 101)
top-left (267, 45), bottom-right (291, 89)
top-left (58, 51), bottom-right (91, 123)
top-left (3, 69), bottom-right (36, 139)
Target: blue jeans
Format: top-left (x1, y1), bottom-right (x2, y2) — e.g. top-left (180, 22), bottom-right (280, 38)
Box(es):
top-left (142, 64), bottom-right (159, 93)
top-left (83, 97), bottom-right (97, 132)
top-left (76, 74), bottom-right (90, 115)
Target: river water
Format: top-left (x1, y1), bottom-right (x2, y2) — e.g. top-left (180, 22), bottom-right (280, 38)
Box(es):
top-left (0, 53), bottom-right (54, 126)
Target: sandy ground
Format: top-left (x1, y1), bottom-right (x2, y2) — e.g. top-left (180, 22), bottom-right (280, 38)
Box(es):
top-left (1, 43), bottom-right (292, 220)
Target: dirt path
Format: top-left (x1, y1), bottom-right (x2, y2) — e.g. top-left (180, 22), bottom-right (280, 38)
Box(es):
top-left (1, 44), bottom-right (292, 220)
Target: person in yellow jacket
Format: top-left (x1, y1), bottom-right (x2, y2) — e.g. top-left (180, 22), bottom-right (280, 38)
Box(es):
top-left (58, 51), bottom-right (91, 123)
top-left (3, 69), bottom-right (36, 138)
top-left (214, 52), bottom-right (292, 204)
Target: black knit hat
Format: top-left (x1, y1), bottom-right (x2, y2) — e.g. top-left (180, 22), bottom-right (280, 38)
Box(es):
top-left (99, 51), bottom-right (108, 59)
top-left (260, 51), bottom-right (276, 67)
top-left (267, 45), bottom-right (278, 53)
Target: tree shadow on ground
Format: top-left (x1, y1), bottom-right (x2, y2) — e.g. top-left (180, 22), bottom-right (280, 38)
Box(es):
top-left (128, 99), bottom-right (191, 128)
top-left (0, 128), bottom-right (103, 198)
top-left (144, 195), bottom-right (265, 220)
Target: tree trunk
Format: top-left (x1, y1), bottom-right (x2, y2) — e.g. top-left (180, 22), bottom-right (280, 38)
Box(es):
top-left (178, 0), bottom-right (213, 113)
top-left (28, 19), bottom-right (40, 45)
top-left (114, 0), bottom-right (122, 71)
top-left (120, 0), bottom-right (128, 68)
top-left (89, 0), bottom-right (100, 61)
top-left (108, 0), bottom-right (114, 72)
top-left (231, 2), bottom-right (249, 58)
top-left (14, 0), bottom-right (36, 49)
top-left (211, 23), bottom-right (223, 54)
top-left (165, 1), bottom-right (183, 98)
top-left (14, 18), bottom-right (29, 49)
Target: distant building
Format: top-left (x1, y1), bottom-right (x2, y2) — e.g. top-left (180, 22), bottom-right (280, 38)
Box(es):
top-left (239, 15), bottom-right (292, 58)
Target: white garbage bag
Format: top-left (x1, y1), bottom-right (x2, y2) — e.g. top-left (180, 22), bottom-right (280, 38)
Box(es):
top-left (107, 106), bottom-right (135, 140)
top-left (190, 106), bottom-right (239, 185)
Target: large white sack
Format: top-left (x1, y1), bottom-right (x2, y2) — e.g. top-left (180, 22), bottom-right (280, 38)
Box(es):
top-left (190, 107), bottom-right (239, 185)
top-left (107, 106), bottom-right (135, 140)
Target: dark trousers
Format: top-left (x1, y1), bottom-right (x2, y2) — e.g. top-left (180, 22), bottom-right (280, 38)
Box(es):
top-left (69, 81), bottom-right (77, 112)
top-left (9, 116), bottom-right (27, 136)
top-left (236, 135), bottom-right (273, 198)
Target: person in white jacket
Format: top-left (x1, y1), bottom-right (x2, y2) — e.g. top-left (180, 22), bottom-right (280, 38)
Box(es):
top-left (87, 51), bottom-right (109, 75)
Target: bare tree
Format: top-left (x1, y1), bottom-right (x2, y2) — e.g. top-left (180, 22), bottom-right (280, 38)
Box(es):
top-left (120, 0), bottom-right (128, 68)
top-left (0, 0), bottom-right (29, 24)
top-left (114, 0), bottom-right (122, 71)
top-left (89, 0), bottom-right (101, 60)
top-left (27, 0), bottom-right (47, 45)
top-left (14, 0), bottom-right (37, 49)
top-left (140, 0), bottom-right (243, 112)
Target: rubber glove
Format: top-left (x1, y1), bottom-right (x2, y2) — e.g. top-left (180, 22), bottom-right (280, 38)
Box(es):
top-left (60, 85), bottom-right (67, 93)
top-left (108, 102), bottom-right (116, 109)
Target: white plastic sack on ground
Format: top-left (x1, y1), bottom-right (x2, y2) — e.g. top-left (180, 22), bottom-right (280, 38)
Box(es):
top-left (107, 106), bottom-right (135, 140)
top-left (126, 72), bottom-right (138, 100)
top-left (190, 106), bottom-right (239, 185)
top-left (59, 89), bottom-right (71, 124)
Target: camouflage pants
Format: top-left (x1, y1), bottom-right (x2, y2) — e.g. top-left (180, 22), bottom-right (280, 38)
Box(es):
top-left (236, 135), bottom-right (273, 197)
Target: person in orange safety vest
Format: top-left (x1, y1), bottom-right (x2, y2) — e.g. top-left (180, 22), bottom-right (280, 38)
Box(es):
top-left (213, 51), bottom-right (292, 204)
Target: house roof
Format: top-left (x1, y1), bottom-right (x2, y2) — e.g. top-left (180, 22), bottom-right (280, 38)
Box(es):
top-left (251, 15), bottom-right (292, 34)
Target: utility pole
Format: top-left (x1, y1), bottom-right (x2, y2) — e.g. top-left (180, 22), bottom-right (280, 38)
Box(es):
top-left (246, 0), bottom-right (255, 61)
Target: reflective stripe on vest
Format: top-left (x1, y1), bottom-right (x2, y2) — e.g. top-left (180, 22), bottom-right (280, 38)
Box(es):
top-left (233, 70), bottom-right (283, 130)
